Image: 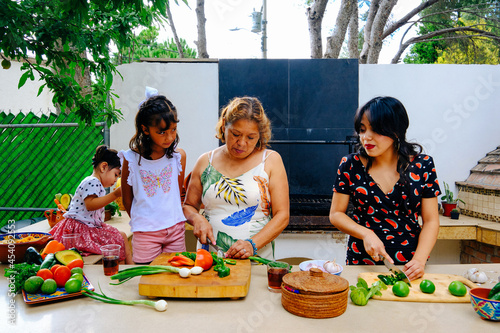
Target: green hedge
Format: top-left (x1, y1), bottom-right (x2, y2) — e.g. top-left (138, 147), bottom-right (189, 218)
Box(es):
top-left (0, 112), bottom-right (103, 228)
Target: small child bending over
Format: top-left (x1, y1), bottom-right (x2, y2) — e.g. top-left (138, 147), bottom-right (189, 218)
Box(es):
top-left (50, 145), bottom-right (133, 264)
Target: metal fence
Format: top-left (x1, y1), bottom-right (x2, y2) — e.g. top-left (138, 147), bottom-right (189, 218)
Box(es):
top-left (0, 110), bottom-right (105, 229)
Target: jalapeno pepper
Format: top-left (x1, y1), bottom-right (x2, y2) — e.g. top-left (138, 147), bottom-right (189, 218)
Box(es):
top-left (377, 274), bottom-right (396, 285)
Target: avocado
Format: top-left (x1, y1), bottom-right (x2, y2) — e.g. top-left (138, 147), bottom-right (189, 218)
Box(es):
top-left (55, 249), bottom-right (83, 265)
top-left (60, 193), bottom-right (71, 210)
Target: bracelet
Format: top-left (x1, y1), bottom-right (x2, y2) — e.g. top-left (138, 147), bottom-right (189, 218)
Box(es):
top-left (246, 238), bottom-right (258, 255)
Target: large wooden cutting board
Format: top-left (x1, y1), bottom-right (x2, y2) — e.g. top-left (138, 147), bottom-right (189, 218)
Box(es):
top-left (138, 253), bottom-right (251, 298)
top-left (358, 272), bottom-right (477, 303)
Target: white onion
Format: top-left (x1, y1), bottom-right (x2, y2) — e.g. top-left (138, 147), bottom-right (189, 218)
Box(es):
top-left (179, 267), bottom-right (191, 278)
top-left (154, 300), bottom-right (168, 311)
top-left (190, 266), bottom-right (203, 275)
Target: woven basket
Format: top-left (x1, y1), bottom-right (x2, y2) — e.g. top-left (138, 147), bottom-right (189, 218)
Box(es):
top-left (281, 268), bottom-right (349, 319)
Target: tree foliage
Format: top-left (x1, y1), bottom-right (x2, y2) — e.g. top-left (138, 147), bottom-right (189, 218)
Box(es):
top-left (113, 26), bottom-right (197, 65)
top-left (306, 0), bottom-right (500, 64)
top-left (404, 1), bottom-right (500, 64)
top-left (0, 0), bottom-right (187, 125)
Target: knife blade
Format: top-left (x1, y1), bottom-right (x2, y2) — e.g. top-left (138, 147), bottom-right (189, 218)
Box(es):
top-left (382, 256), bottom-right (412, 287)
top-left (201, 243), bottom-right (224, 259)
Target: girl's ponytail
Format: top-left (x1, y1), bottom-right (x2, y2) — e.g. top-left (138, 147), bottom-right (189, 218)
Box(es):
top-left (92, 145), bottom-right (120, 169)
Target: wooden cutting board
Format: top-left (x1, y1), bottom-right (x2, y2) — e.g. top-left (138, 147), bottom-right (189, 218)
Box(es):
top-left (358, 272), bottom-right (477, 303)
top-left (138, 253), bottom-right (251, 298)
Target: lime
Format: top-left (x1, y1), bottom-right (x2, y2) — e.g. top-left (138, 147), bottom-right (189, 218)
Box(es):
top-left (448, 280), bottom-right (467, 297)
top-left (70, 267), bottom-right (84, 275)
top-left (24, 276), bottom-right (44, 293)
top-left (392, 280), bottom-right (410, 297)
top-left (70, 273), bottom-right (84, 283)
top-left (65, 278), bottom-right (82, 294)
top-left (420, 279), bottom-right (436, 294)
top-left (41, 279), bottom-right (57, 294)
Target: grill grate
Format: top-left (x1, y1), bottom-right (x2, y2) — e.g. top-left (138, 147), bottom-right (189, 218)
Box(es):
top-left (290, 194), bottom-right (332, 216)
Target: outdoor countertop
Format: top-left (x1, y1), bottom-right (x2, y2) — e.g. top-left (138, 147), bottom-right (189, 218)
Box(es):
top-left (2, 263), bottom-right (499, 332)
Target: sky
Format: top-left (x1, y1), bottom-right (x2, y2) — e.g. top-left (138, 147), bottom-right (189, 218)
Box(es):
top-left (164, 0), bottom-right (423, 62)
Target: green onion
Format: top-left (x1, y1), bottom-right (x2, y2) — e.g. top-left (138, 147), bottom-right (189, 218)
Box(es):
top-left (248, 256), bottom-right (292, 270)
top-left (82, 288), bottom-right (168, 311)
top-left (109, 265), bottom-right (180, 285)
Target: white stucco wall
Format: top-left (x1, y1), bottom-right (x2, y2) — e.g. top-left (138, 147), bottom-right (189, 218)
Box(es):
top-left (6, 61), bottom-right (498, 189)
top-left (110, 62), bottom-right (220, 174)
top-left (0, 60), bottom-right (54, 113)
top-left (359, 64), bottom-right (500, 196)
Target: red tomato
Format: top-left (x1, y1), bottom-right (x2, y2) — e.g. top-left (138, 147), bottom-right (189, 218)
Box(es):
top-left (53, 266), bottom-right (72, 288)
top-left (66, 259), bottom-right (84, 270)
top-left (194, 249), bottom-right (213, 271)
top-left (50, 264), bottom-right (62, 275)
top-left (36, 268), bottom-right (53, 281)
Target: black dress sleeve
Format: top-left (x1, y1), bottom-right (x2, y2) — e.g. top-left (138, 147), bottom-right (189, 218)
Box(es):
top-left (333, 154), bottom-right (355, 195)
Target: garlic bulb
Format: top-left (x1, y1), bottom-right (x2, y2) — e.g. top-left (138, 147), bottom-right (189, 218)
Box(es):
top-left (464, 268), bottom-right (477, 280)
top-left (464, 268), bottom-right (488, 283)
top-left (470, 271), bottom-right (488, 283)
top-left (323, 260), bottom-right (342, 274)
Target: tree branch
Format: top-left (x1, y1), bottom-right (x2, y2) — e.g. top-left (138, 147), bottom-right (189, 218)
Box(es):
top-left (166, 4), bottom-right (185, 58)
top-left (366, 0), bottom-right (398, 63)
top-left (391, 26), bottom-right (500, 63)
top-left (307, 0), bottom-right (329, 59)
top-left (359, 0), bottom-right (380, 63)
top-left (382, 0), bottom-right (440, 39)
top-left (324, 0), bottom-right (356, 58)
top-left (195, 0), bottom-right (209, 58)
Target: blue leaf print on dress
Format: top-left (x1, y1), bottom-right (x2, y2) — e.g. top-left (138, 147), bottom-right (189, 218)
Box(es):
top-left (221, 204), bottom-right (258, 227)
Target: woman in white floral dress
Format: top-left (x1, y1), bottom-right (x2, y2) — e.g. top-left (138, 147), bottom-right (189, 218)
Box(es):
top-left (183, 97), bottom-right (289, 260)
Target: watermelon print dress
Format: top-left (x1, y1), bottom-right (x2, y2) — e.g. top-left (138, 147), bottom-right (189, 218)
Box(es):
top-left (333, 153), bottom-right (441, 265)
top-left (201, 149), bottom-right (274, 259)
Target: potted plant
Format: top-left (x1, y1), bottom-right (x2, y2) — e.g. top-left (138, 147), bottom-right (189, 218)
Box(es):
top-left (450, 208), bottom-right (460, 220)
top-left (441, 182), bottom-right (465, 217)
top-left (104, 202), bottom-right (122, 221)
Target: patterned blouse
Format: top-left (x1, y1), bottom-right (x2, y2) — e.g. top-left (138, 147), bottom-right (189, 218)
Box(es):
top-left (333, 153), bottom-right (440, 265)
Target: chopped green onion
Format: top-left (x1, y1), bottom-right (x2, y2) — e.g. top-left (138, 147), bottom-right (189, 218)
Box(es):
top-left (248, 256), bottom-right (292, 270)
top-left (82, 288), bottom-right (168, 311)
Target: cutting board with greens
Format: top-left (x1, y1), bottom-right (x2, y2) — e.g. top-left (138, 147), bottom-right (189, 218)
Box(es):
top-left (138, 253), bottom-right (251, 298)
top-left (358, 272), bottom-right (477, 303)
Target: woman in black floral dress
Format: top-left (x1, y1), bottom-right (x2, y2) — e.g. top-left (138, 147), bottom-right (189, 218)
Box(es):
top-left (330, 97), bottom-right (441, 281)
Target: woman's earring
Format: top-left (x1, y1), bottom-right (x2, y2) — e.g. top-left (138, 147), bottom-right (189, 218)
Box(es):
top-left (396, 138), bottom-right (401, 152)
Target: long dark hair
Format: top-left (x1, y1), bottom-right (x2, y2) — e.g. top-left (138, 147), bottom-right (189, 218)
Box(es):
top-left (129, 95), bottom-right (179, 164)
top-left (92, 145), bottom-right (120, 170)
top-left (354, 96), bottom-right (422, 184)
